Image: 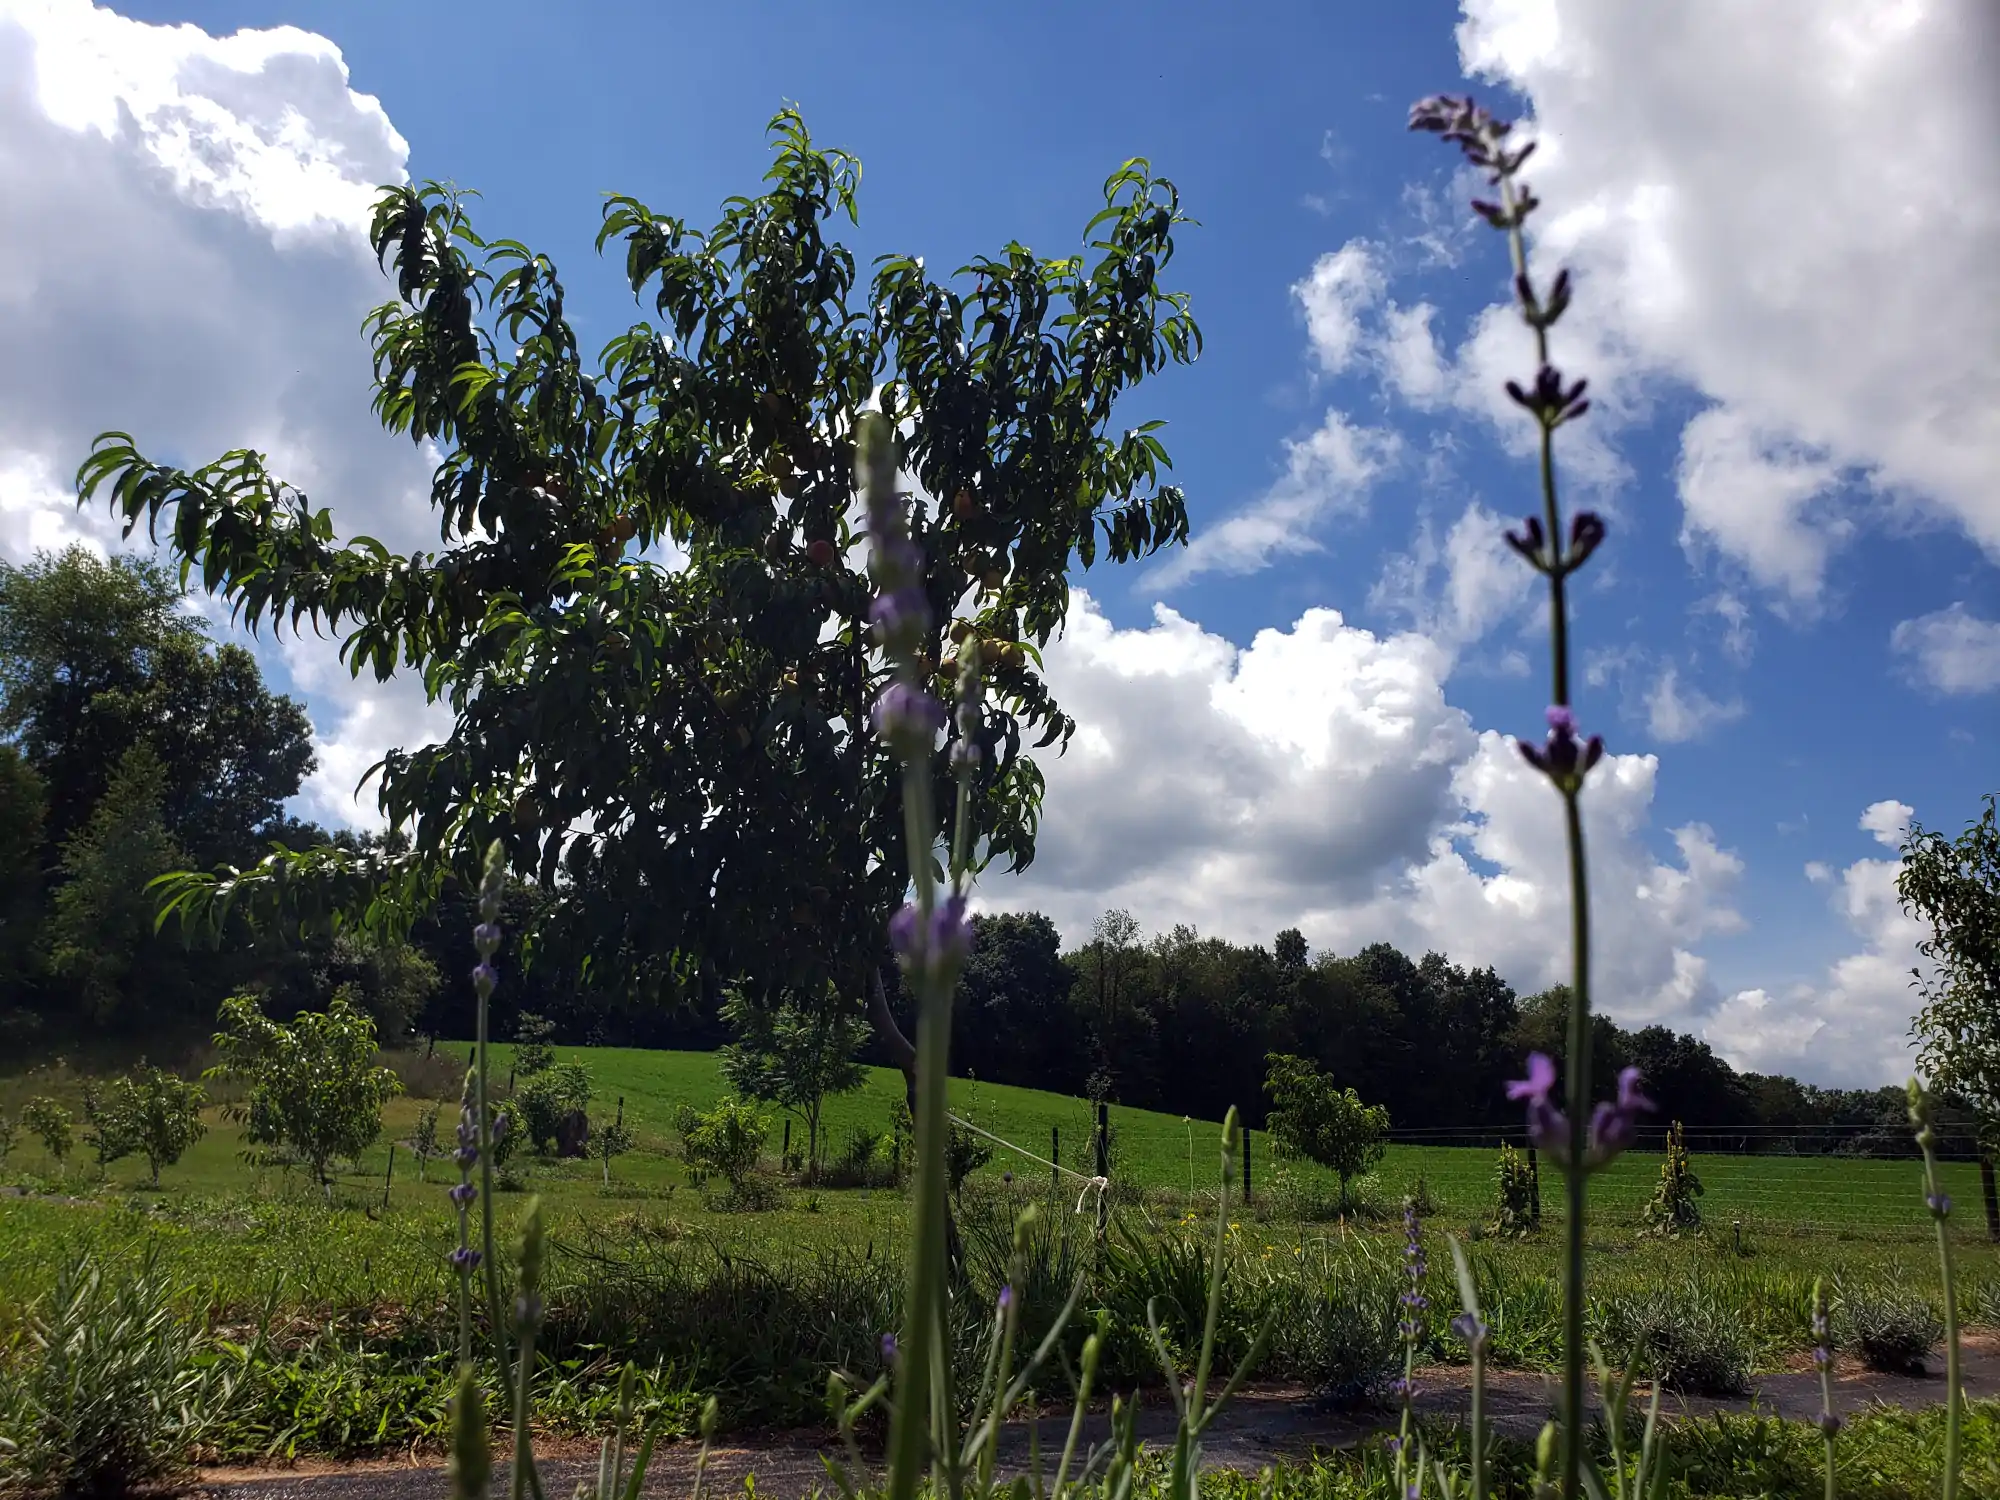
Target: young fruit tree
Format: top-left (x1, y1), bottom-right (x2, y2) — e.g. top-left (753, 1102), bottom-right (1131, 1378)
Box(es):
top-left (1901, 793), bottom-right (2000, 1149)
top-left (91, 1066), bottom-right (208, 1187)
top-left (719, 983), bottom-right (866, 1180)
top-left (207, 988), bottom-right (402, 1194)
top-left (78, 111), bottom-right (1200, 1100)
top-left (20, 1097), bottom-right (71, 1165)
top-left (1262, 1052), bottom-right (1391, 1210)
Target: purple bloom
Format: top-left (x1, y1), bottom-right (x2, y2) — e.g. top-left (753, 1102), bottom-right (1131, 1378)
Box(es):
top-left (868, 587), bottom-right (931, 650)
top-left (1451, 1312), bottom-right (1488, 1349)
top-left (880, 1332), bottom-right (898, 1364)
top-left (449, 1182), bottom-right (478, 1209)
top-left (472, 962), bottom-right (497, 996)
top-left (1813, 1346), bottom-right (1831, 1370)
top-left (1819, 1411), bottom-right (1843, 1438)
top-left (1928, 1192), bottom-right (1952, 1218)
top-left (871, 682), bottom-right (947, 750)
top-left (1584, 1067), bottom-right (1654, 1168)
top-left (889, 894), bottom-right (975, 979)
top-left (1516, 706), bottom-right (1606, 787)
top-left (448, 1246), bottom-right (482, 1273)
top-left (454, 1145), bottom-right (479, 1171)
top-left (1001, 1170), bottom-right (1014, 1185)
top-left (473, 923), bottom-right (501, 958)
top-left (1507, 1053), bottom-right (1557, 1105)
top-left (998, 1285), bottom-right (1014, 1313)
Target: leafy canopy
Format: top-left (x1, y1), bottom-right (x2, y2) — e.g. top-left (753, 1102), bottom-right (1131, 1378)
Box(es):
top-left (1901, 793), bottom-right (2000, 1143)
top-left (78, 110), bottom-right (1201, 1013)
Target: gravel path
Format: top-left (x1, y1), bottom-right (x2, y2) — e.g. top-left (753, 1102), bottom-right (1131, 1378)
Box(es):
top-left (188, 1334), bottom-right (2000, 1500)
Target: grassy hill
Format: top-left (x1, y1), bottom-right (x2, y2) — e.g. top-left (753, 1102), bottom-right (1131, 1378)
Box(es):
top-left (3, 1042), bottom-right (1983, 1243)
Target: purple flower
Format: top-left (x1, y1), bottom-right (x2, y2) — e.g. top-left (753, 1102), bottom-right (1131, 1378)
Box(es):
top-left (1568, 511), bottom-right (1606, 566)
top-left (1813, 1346), bottom-right (1831, 1370)
top-left (1503, 515), bottom-right (1548, 567)
top-left (454, 1145), bottom-right (479, 1171)
top-left (871, 682), bottom-right (947, 750)
top-left (1001, 1170), bottom-right (1014, 1185)
top-left (889, 894), bottom-right (975, 979)
top-left (1507, 1053), bottom-right (1557, 1105)
top-left (448, 1246), bottom-right (482, 1273)
top-left (473, 923), bottom-right (502, 959)
top-left (1516, 706), bottom-right (1606, 788)
top-left (868, 587), bottom-right (931, 650)
top-left (449, 1182), bottom-right (478, 1209)
top-left (1819, 1411), bottom-right (1843, 1438)
top-left (998, 1285), bottom-right (1014, 1313)
top-left (1451, 1312), bottom-right (1488, 1349)
top-left (1928, 1192), bottom-right (1952, 1219)
top-left (472, 962), bottom-right (497, 996)
top-left (880, 1332), bottom-right (898, 1364)
top-left (1584, 1067), bottom-right (1655, 1168)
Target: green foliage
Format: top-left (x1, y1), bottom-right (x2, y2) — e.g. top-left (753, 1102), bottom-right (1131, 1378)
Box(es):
top-left (206, 989), bottom-right (402, 1188)
top-left (0, 744), bottom-right (46, 994)
top-left (79, 1066), bottom-right (207, 1185)
top-left (1840, 1286), bottom-right (1943, 1374)
top-left (1263, 1053), bottom-right (1390, 1202)
top-left (515, 1061), bottom-right (593, 1154)
top-left (675, 1096), bottom-right (770, 1191)
top-left (0, 545), bottom-right (314, 868)
top-left (1597, 1277), bottom-right (1755, 1395)
top-left (946, 1120), bottom-right (994, 1199)
top-left (20, 1095), bottom-right (72, 1163)
top-left (46, 743), bottom-right (184, 1024)
top-left (408, 1101), bottom-right (443, 1181)
top-left (315, 933), bottom-right (439, 1044)
top-left (719, 986), bottom-right (866, 1178)
top-left (81, 116), bottom-right (1201, 1026)
top-left (593, 1105), bottom-right (634, 1187)
top-left (1488, 1143), bottom-right (1538, 1239)
top-left (0, 1246), bottom-right (231, 1495)
top-left (1639, 1119), bottom-right (1705, 1237)
top-left (513, 1012), bottom-right (557, 1078)
top-left (1902, 792), bottom-right (2000, 1147)
top-left (0, 1108), bottom-right (15, 1164)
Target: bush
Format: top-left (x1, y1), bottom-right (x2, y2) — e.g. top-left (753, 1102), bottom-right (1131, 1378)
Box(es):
top-left (1262, 1054), bottom-right (1390, 1209)
top-left (820, 1128), bottom-right (901, 1189)
top-left (84, 1066), bottom-right (208, 1186)
top-left (513, 1011), bottom-right (557, 1077)
top-left (1640, 1120), bottom-right (1705, 1238)
top-left (1598, 1279), bottom-right (1754, 1395)
top-left (676, 1097), bottom-right (769, 1190)
top-left (1840, 1287), bottom-right (1942, 1374)
top-left (1488, 1143), bottom-right (1538, 1239)
top-left (19, 1096), bottom-right (71, 1164)
top-left (1264, 1267), bottom-right (1402, 1405)
top-left (206, 989), bottom-right (402, 1191)
top-left (0, 1247), bottom-right (230, 1495)
top-left (515, 1061), bottom-right (592, 1155)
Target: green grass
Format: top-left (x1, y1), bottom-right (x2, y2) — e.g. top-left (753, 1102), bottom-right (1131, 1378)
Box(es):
top-left (3, 1043), bottom-right (1983, 1242)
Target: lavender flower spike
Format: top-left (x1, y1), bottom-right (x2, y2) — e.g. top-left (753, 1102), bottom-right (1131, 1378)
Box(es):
top-left (1508, 1051), bottom-right (1571, 1162)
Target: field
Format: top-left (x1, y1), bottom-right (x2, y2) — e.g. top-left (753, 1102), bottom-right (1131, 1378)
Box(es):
top-left (3, 1044), bottom-right (1996, 1469)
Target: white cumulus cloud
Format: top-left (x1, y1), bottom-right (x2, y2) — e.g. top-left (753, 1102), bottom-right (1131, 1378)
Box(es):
top-left (1891, 603), bottom-right (2000, 695)
top-left (1454, 0), bottom-right (2000, 601)
top-left (0, 0), bottom-right (450, 829)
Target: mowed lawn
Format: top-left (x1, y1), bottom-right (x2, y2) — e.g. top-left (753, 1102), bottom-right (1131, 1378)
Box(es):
top-left (2, 1043), bottom-right (1984, 1245)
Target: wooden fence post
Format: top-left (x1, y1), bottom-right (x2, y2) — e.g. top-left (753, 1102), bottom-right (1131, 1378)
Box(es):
top-left (1094, 1104), bottom-right (1110, 1239)
top-left (382, 1144), bottom-right (396, 1209)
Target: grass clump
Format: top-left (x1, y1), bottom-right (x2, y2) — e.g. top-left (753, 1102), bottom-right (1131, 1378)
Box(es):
top-left (1840, 1285), bottom-right (1944, 1375)
top-left (1597, 1277), bottom-right (1754, 1395)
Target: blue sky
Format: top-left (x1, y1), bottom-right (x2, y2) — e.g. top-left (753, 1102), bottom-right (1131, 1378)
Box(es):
top-left (3, 0), bottom-right (1995, 1084)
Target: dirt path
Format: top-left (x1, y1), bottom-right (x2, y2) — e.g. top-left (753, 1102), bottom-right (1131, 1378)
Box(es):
top-left (189, 1334), bottom-right (2000, 1500)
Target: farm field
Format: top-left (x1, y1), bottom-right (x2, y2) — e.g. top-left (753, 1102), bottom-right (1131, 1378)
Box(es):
top-left (1, 1043), bottom-right (1989, 1242)
top-left (4, 1043), bottom-right (1996, 1470)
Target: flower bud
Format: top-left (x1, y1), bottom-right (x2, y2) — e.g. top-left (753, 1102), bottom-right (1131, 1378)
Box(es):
top-left (448, 1363), bottom-right (490, 1500)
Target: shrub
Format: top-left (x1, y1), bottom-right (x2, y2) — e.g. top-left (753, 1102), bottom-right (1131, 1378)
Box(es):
top-left (513, 1011), bottom-right (557, 1077)
top-left (206, 989), bottom-right (402, 1192)
top-left (0, 1109), bottom-right (14, 1165)
top-left (676, 1096), bottom-right (769, 1190)
top-left (515, 1060), bottom-right (592, 1155)
top-left (1488, 1143), bottom-right (1538, 1239)
top-left (0, 1247), bottom-right (230, 1494)
top-left (1640, 1120), bottom-right (1705, 1237)
top-left (821, 1127), bottom-right (901, 1190)
top-left (84, 1066), bottom-right (208, 1186)
top-left (1840, 1287), bottom-right (1942, 1374)
top-left (1265, 1268), bottom-right (1402, 1405)
top-left (19, 1097), bottom-right (71, 1165)
top-left (407, 1101), bottom-right (443, 1182)
top-left (1262, 1054), bottom-right (1389, 1209)
top-left (1597, 1279), bottom-right (1754, 1395)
